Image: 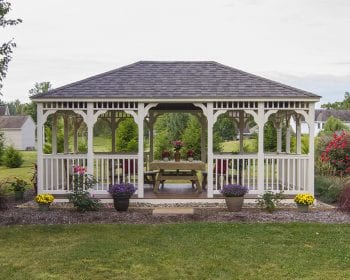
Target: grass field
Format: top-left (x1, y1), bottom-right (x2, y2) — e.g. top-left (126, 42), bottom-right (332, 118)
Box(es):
top-left (0, 223), bottom-right (349, 279)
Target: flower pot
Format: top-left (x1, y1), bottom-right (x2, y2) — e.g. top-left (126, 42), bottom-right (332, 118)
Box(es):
top-left (188, 157), bottom-right (194, 162)
top-left (38, 203), bottom-right (50, 211)
top-left (113, 195), bottom-right (130, 211)
top-left (224, 196), bottom-right (244, 212)
top-left (163, 157), bottom-right (169, 162)
top-left (297, 204), bottom-right (310, 213)
top-left (14, 191), bottom-right (24, 201)
top-left (174, 150), bottom-right (181, 162)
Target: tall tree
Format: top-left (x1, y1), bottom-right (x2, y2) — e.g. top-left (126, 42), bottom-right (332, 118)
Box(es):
top-left (0, 0), bottom-right (22, 95)
top-left (321, 92), bottom-right (350, 110)
top-left (26, 81), bottom-right (52, 122)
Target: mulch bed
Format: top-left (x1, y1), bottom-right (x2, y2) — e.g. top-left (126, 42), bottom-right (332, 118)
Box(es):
top-left (1, 191), bottom-right (350, 225)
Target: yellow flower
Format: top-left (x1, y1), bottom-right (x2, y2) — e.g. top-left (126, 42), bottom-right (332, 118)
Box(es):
top-left (35, 194), bottom-right (54, 205)
top-left (294, 193), bottom-right (314, 206)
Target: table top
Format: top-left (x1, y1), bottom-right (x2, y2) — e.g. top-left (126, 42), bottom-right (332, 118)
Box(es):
top-left (150, 160), bottom-right (206, 171)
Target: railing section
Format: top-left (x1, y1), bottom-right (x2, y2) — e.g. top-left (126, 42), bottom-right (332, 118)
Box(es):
top-left (212, 154), bottom-right (258, 194)
top-left (264, 154), bottom-right (309, 193)
top-left (43, 154), bottom-right (88, 192)
top-left (94, 154), bottom-right (138, 191)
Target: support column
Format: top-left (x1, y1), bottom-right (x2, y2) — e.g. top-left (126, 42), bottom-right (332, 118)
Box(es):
top-left (149, 114), bottom-right (154, 162)
top-left (257, 102), bottom-right (265, 192)
top-left (207, 103), bottom-right (214, 198)
top-left (52, 113), bottom-right (57, 154)
top-left (239, 111), bottom-right (245, 153)
top-left (63, 114), bottom-right (69, 154)
top-left (86, 103), bottom-right (94, 175)
top-left (296, 115), bottom-right (302, 154)
top-left (308, 103), bottom-right (315, 195)
top-left (73, 117), bottom-right (79, 153)
top-left (285, 116), bottom-right (291, 153)
top-left (275, 119), bottom-right (282, 153)
top-left (37, 103), bottom-right (44, 194)
top-left (201, 116), bottom-right (206, 162)
top-left (137, 103), bottom-right (145, 198)
top-left (111, 111), bottom-right (116, 153)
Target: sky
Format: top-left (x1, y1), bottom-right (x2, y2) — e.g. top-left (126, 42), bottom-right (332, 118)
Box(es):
top-left (2, 0), bottom-right (350, 106)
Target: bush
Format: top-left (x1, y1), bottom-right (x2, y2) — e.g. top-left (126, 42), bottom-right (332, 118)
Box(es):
top-left (0, 132), bottom-right (5, 165)
top-left (3, 147), bottom-right (23, 168)
top-left (256, 191), bottom-right (284, 213)
top-left (315, 176), bottom-right (344, 203)
top-left (339, 184), bottom-right (350, 212)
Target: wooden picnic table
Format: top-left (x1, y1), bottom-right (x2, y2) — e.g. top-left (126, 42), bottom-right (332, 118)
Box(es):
top-left (149, 160), bottom-right (206, 193)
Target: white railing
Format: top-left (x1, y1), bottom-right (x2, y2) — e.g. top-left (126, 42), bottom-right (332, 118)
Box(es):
top-left (264, 154), bottom-right (309, 193)
top-left (43, 154), bottom-right (88, 192)
top-left (94, 153), bottom-right (138, 192)
top-left (42, 153), bottom-right (139, 194)
top-left (213, 154), bottom-right (258, 194)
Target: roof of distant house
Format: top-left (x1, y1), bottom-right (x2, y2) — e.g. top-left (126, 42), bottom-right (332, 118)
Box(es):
top-left (315, 109), bottom-right (350, 122)
top-left (0, 116), bottom-right (31, 129)
top-left (31, 61), bottom-right (320, 100)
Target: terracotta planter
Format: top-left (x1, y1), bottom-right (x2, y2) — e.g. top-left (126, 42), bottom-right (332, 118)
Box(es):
top-left (297, 204), bottom-right (310, 213)
top-left (174, 151), bottom-right (181, 162)
top-left (113, 195), bottom-right (130, 211)
top-left (224, 196), bottom-right (244, 212)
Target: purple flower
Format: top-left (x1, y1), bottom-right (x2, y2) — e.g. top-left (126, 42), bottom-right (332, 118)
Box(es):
top-left (108, 183), bottom-right (137, 197)
top-left (221, 184), bottom-right (248, 197)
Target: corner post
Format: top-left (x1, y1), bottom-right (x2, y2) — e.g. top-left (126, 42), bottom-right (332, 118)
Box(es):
top-left (257, 102), bottom-right (265, 192)
top-left (307, 103), bottom-right (315, 195)
top-left (86, 103), bottom-right (94, 175)
top-left (137, 103), bottom-right (145, 198)
top-left (37, 103), bottom-right (44, 194)
top-left (207, 103), bottom-right (214, 198)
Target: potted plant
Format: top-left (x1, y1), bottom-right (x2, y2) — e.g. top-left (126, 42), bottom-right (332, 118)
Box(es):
top-left (162, 150), bottom-right (171, 161)
top-left (221, 184), bottom-right (248, 212)
top-left (172, 140), bottom-right (184, 162)
top-left (294, 193), bottom-right (314, 213)
top-left (187, 150), bottom-right (194, 162)
top-left (108, 183), bottom-right (137, 211)
top-left (34, 193), bottom-right (54, 211)
top-left (10, 177), bottom-right (28, 200)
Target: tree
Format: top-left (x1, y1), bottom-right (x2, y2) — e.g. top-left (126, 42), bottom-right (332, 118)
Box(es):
top-left (322, 116), bottom-right (349, 134)
top-left (321, 92), bottom-right (350, 110)
top-left (0, 1), bottom-right (22, 95)
top-left (116, 118), bottom-right (138, 152)
top-left (26, 81), bottom-right (52, 122)
top-left (214, 114), bottom-right (237, 141)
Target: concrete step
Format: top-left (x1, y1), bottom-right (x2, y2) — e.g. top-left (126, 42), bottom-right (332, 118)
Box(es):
top-left (152, 207), bottom-right (194, 216)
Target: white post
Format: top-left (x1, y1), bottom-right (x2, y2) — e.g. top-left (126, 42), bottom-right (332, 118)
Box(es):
top-left (257, 102), bottom-right (265, 192)
top-left (137, 103), bottom-right (145, 198)
top-left (239, 111), bottom-right (244, 153)
top-left (308, 103), bottom-right (315, 195)
top-left (52, 113), bottom-right (57, 154)
top-left (63, 114), bottom-right (69, 154)
top-left (296, 115), bottom-right (302, 154)
top-left (201, 116), bottom-right (206, 162)
top-left (207, 103), bottom-right (214, 198)
top-left (87, 103), bottom-right (94, 175)
top-left (149, 114), bottom-right (154, 162)
top-left (73, 117), bottom-right (79, 153)
top-left (285, 116), bottom-right (291, 153)
top-left (111, 111), bottom-right (116, 153)
top-left (37, 103), bottom-right (44, 194)
top-left (275, 118), bottom-right (282, 153)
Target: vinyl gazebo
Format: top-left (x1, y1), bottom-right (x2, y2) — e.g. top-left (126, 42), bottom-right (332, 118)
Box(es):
top-left (31, 61), bottom-right (320, 199)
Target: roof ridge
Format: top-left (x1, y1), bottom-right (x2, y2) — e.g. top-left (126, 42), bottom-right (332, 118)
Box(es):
top-left (212, 61), bottom-right (319, 97)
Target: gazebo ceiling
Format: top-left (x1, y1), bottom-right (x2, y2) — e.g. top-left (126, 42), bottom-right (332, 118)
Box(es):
top-left (31, 61), bottom-right (320, 100)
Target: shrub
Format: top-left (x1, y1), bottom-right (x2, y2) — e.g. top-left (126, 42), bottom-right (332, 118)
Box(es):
top-left (3, 147), bottom-right (23, 168)
top-left (0, 132), bottom-right (5, 165)
top-left (338, 184), bottom-right (350, 212)
top-left (0, 179), bottom-right (10, 210)
top-left (315, 176), bottom-right (344, 203)
top-left (256, 191), bottom-right (284, 213)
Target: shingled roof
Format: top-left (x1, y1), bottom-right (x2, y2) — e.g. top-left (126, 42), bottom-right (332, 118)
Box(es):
top-left (0, 116), bottom-right (31, 129)
top-left (31, 61), bottom-right (319, 100)
top-left (315, 109), bottom-right (350, 122)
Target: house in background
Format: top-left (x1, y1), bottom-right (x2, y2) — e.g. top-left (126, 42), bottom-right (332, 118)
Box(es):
top-left (0, 105), bottom-right (36, 150)
top-left (291, 109), bottom-right (350, 136)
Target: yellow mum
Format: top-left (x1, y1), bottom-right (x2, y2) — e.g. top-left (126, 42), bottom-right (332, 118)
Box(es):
top-left (294, 193), bottom-right (314, 206)
top-left (35, 194), bottom-right (54, 205)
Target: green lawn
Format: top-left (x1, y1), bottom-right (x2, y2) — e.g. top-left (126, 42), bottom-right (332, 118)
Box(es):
top-left (222, 139), bottom-right (257, 153)
top-left (0, 223), bottom-right (349, 279)
top-left (0, 151), bottom-right (37, 183)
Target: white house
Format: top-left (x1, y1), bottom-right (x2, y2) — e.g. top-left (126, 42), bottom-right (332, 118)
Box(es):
top-left (0, 115), bottom-right (36, 150)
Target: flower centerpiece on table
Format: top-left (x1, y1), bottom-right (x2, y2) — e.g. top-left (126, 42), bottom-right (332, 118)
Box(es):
top-left (68, 165), bottom-right (101, 212)
top-left (294, 193), bottom-right (314, 212)
top-left (162, 150), bottom-right (171, 161)
top-left (221, 184), bottom-right (248, 212)
top-left (187, 150), bottom-right (195, 161)
top-left (172, 140), bottom-right (184, 162)
top-left (35, 194), bottom-right (54, 211)
top-left (108, 183), bottom-right (137, 211)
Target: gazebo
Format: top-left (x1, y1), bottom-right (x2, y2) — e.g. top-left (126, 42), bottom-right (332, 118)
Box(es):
top-left (31, 61), bottom-right (320, 199)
